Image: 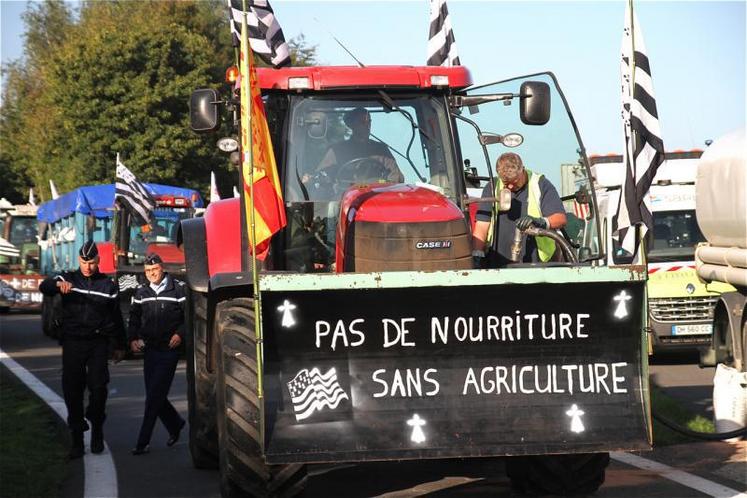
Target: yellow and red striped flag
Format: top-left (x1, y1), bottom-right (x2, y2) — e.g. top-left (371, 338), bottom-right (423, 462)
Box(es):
top-left (239, 13), bottom-right (286, 260)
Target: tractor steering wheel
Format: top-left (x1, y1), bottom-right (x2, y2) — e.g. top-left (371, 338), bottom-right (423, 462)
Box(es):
top-left (337, 157), bottom-right (389, 186)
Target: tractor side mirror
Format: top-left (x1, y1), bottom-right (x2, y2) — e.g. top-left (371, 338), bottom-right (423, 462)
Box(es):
top-left (305, 111), bottom-right (328, 140)
top-left (520, 81), bottom-right (551, 125)
top-left (190, 89), bottom-right (221, 133)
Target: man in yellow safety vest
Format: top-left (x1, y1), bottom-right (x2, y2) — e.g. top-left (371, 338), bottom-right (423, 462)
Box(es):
top-left (472, 152), bottom-right (567, 267)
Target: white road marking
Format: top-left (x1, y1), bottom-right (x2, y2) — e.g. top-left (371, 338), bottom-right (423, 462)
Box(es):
top-left (0, 349), bottom-right (119, 498)
top-left (612, 452), bottom-right (747, 498)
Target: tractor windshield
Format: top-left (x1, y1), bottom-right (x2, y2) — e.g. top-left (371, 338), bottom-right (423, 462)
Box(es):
top-left (128, 207), bottom-right (193, 263)
top-left (455, 72), bottom-right (601, 263)
top-left (7, 216), bottom-right (37, 247)
top-left (281, 94), bottom-right (458, 272)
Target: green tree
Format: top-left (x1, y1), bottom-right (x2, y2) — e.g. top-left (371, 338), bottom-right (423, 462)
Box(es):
top-left (39, 1), bottom-right (229, 190)
top-left (289, 34), bottom-right (320, 66)
top-left (1, 0), bottom-right (322, 202)
top-left (0, 0), bottom-right (74, 202)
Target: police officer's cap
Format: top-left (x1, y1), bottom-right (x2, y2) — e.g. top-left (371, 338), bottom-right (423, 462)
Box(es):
top-left (144, 253), bottom-right (163, 266)
top-left (79, 240), bottom-right (99, 261)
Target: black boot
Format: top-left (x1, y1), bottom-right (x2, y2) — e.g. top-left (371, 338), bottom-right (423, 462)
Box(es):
top-left (69, 431), bottom-right (84, 459)
top-left (91, 425), bottom-right (104, 454)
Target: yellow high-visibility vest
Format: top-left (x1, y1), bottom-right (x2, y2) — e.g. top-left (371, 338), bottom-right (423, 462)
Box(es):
top-left (487, 170), bottom-right (556, 262)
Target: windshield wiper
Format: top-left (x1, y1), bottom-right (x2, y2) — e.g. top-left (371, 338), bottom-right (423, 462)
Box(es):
top-left (377, 90), bottom-right (440, 148)
top-left (374, 91), bottom-right (435, 182)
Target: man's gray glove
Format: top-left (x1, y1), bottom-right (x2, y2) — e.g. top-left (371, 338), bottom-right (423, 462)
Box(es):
top-left (517, 216), bottom-right (548, 230)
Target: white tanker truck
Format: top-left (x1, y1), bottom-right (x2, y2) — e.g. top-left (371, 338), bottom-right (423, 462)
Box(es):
top-left (695, 128), bottom-right (747, 373)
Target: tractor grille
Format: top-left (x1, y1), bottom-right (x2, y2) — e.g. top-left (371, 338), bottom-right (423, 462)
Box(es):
top-left (345, 219), bottom-right (472, 272)
top-left (649, 296), bottom-right (718, 323)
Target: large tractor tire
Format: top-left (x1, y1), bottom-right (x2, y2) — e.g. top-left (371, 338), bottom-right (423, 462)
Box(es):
top-left (186, 290), bottom-right (219, 469)
top-left (506, 452), bottom-right (610, 496)
top-left (215, 298), bottom-right (307, 498)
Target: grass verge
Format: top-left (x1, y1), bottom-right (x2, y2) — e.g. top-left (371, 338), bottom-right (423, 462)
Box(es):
top-left (0, 364), bottom-right (68, 498)
top-left (651, 384), bottom-right (716, 446)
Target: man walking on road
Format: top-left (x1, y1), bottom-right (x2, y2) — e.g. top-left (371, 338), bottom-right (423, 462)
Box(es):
top-left (128, 253), bottom-right (187, 455)
top-left (39, 240), bottom-right (126, 459)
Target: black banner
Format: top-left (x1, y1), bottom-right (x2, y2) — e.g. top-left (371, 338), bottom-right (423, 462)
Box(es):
top-left (262, 280), bottom-right (649, 463)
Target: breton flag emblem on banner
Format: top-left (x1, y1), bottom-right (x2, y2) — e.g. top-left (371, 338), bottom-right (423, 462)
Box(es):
top-left (427, 0), bottom-right (461, 66)
top-left (115, 154), bottom-right (156, 225)
top-left (227, 0), bottom-right (290, 68)
top-left (117, 274), bottom-right (140, 291)
top-left (613, 1), bottom-right (665, 257)
top-left (287, 367), bottom-right (349, 421)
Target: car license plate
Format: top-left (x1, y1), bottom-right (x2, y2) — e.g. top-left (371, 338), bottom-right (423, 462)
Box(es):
top-left (671, 324), bottom-right (713, 336)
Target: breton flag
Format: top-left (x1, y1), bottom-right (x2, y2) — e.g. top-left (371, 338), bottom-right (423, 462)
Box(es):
top-left (427, 0), bottom-right (461, 66)
top-left (115, 154), bottom-right (156, 225)
top-left (49, 180), bottom-right (60, 200)
top-left (0, 237), bottom-right (20, 258)
top-left (227, 0), bottom-right (291, 68)
top-left (238, 6), bottom-right (287, 260)
top-left (287, 367), bottom-right (349, 421)
top-left (210, 171), bottom-right (221, 203)
top-left (613, 1), bottom-right (665, 256)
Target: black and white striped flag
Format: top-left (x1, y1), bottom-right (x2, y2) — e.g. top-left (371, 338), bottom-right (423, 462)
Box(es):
top-left (115, 154), bottom-right (155, 225)
top-left (0, 237), bottom-right (20, 258)
top-left (614, 1), bottom-right (665, 257)
top-left (427, 0), bottom-right (461, 66)
top-left (287, 367), bottom-right (349, 421)
top-left (227, 0), bottom-right (290, 68)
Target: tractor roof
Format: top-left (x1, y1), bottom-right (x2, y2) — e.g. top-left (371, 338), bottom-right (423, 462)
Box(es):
top-left (257, 65), bottom-right (472, 91)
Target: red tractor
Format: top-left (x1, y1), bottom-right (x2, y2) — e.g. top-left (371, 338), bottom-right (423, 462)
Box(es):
top-left (181, 65), bottom-right (650, 497)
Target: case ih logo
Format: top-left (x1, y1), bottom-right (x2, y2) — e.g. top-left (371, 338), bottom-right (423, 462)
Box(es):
top-left (415, 240), bottom-right (452, 250)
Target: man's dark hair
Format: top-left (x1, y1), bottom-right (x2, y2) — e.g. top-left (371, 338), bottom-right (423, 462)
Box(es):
top-left (343, 107), bottom-right (369, 127)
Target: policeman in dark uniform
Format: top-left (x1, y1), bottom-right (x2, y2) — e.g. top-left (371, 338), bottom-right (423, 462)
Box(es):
top-left (128, 253), bottom-right (187, 455)
top-left (39, 241), bottom-right (126, 459)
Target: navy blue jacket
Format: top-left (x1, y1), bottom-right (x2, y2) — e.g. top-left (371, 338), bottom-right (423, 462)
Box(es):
top-left (127, 274), bottom-right (186, 351)
top-left (39, 270), bottom-right (126, 348)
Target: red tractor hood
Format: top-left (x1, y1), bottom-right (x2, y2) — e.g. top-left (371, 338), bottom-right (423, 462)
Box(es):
top-left (145, 243), bottom-right (184, 264)
top-left (338, 184), bottom-right (464, 224)
top-left (335, 184), bottom-right (466, 271)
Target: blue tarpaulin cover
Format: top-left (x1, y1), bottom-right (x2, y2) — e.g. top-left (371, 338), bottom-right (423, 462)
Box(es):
top-left (37, 183), bottom-right (204, 223)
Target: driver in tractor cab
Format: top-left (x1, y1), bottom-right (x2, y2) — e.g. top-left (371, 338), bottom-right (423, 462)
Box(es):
top-left (472, 152), bottom-right (567, 267)
top-left (306, 107), bottom-right (404, 188)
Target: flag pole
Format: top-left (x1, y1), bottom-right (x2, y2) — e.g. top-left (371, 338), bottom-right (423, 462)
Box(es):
top-left (240, 0), bottom-right (265, 429)
top-left (628, 0), bottom-right (649, 268)
top-left (628, 0), bottom-right (651, 364)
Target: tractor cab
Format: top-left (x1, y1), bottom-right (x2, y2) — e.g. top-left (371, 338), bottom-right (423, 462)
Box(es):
top-left (230, 67), bottom-right (601, 272)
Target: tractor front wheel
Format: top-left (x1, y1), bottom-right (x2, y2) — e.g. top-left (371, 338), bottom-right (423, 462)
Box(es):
top-left (506, 452), bottom-right (610, 496)
top-left (215, 298), bottom-right (307, 498)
